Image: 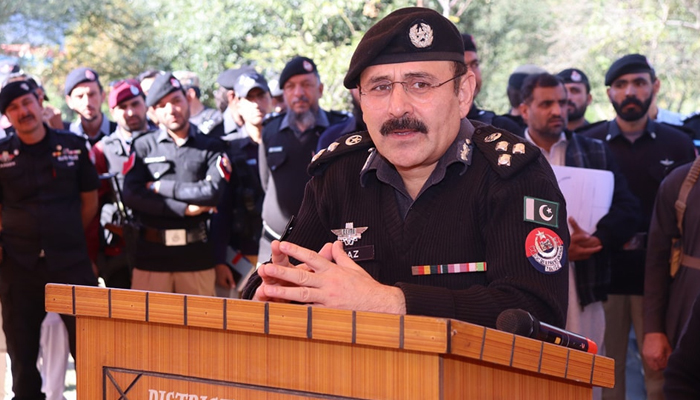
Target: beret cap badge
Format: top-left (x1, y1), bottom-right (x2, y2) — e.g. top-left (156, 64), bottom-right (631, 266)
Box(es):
top-left (409, 22), bottom-right (434, 48)
top-left (570, 70), bottom-right (582, 82)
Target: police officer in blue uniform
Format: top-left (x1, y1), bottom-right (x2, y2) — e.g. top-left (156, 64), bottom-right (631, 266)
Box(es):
top-left (0, 80), bottom-right (99, 400)
top-left (258, 56), bottom-right (349, 261)
top-left (122, 73), bottom-right (230, 296)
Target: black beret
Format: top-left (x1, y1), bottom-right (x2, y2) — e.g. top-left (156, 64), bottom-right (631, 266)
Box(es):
top-left (217, 67), bottom-right (255, 90)
top-left (145, 72), bottom-right (184, 107)
top-left (461, 33), bottom-right (477, 52)
top-left (557, 68), bottom-right (590, 91)
top-left (279, 57), bottom-right (318, 90)
top-left (0, 80), bottom-right (37, 115)
top-left (507, 64), bottom-right (547, 90)
top-left (65, 67), bottom-right (100, 96)
top-left (605, 54), bottom-right (655, 86)
top-left (343, 7), bottom-right (465, 89)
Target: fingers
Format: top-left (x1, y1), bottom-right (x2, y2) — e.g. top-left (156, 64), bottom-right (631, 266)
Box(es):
top-left (278, 241), bottom-right (333, 273)
top-left (568, 216), bottom-right (582, 232)
top-left (270, 240), bottom-right (292, 267)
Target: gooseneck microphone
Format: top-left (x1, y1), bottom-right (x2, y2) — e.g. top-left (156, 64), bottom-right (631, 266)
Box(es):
top-left (496, 309), bottom-right (598, 354)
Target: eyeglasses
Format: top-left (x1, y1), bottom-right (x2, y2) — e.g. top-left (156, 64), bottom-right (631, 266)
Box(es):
top-left (359, 72), bottom-right (465, 103)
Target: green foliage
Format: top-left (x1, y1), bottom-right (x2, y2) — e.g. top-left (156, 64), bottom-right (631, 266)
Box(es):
top-left (6, 0), bottom-right (700, 120)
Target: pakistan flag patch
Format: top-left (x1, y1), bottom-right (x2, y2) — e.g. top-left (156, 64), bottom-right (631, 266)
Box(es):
top-left (523, 196), bottom-right (559, 228)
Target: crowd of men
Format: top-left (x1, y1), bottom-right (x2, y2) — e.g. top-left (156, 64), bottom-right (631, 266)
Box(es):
top-left (0, 6), bottom-right (699, 400)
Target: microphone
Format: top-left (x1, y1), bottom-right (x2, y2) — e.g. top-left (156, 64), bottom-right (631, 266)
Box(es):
top-left (496, 309), bottom-right (598, 354)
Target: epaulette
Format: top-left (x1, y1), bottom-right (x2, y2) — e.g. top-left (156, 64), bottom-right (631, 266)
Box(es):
top-left (262, 112), bottom-right (284, 126)
top-left (574, 119), bottom-right (606, 135)
top-left (307, 131), bottom-right (374, 176)
top-left (472, 123), bottom-right (540, 179)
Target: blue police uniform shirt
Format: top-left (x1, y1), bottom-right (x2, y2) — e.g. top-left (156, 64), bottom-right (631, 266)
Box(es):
top-left (0, 126), bottom-right (100, 270)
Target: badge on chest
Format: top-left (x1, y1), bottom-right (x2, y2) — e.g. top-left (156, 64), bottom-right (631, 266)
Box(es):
top-left (331, 222), bottom-right (374, 262)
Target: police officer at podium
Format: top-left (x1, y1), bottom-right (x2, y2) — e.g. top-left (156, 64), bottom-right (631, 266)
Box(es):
top-left (242, 8), bottom-right (569, 329)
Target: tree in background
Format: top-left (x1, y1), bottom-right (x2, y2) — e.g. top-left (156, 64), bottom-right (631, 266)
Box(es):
top-left (4, 0), bottom-right (700, 122)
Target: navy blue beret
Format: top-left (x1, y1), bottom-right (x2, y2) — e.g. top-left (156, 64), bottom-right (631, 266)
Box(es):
top-left (65, 67), bottom-right (100, 96)
top-left (145, 72), bottom-right (184, 107)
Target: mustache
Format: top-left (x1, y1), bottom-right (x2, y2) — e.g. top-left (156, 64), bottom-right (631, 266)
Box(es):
top-left (19, 114), bottom-right (36, 124)
top-left (380, 116), bottom-right (428, 136)
top-left (292, 96), bottom-right (310, 104)
top-left (620, 97), bottom-right (644, 108)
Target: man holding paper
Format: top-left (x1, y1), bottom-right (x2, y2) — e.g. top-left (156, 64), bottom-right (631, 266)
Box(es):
top-left (519, 72), bottom-right (640, 376)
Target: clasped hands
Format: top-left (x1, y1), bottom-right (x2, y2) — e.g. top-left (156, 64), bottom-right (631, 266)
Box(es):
top-left (253, 240), bottom-right (406, 314)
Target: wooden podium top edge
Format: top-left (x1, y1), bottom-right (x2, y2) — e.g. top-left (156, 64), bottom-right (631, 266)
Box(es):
top-left (44, 284), bottom-right (614, 388)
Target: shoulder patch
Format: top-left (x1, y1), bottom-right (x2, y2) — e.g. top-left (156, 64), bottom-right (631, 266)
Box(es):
top-left (472, 125), bottom-right (539, 179)
top-left (308, 131), bottom-right (374, 176)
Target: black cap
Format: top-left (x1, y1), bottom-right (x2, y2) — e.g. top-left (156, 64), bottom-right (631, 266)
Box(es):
top-left (508, 64), bottom-right (547, 90)
top-left (217, 67), bottom-right (255, 90)
top-left (605, 54), bottom-right (655, 86)
top-left (145, 72), bottom-right (184, 107)
top-left (343, 7), bottom-right (465, 89)
top-left (0, 80), bottom-right (37, 115)
top-left (461, 33), bottom-right (477, 52)
top-left (65, 67), bottom-right (100, 96)
top-left (279, 57), bottom-right (318, 90)
top-left (557, 68), bottom-right (590, 92)
top-left (234, 71), bottom-right (270, 98)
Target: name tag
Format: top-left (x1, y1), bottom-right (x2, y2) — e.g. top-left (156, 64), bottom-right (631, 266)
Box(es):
top-left (144, 156), bottom-right (167, 163)
top-left (345, 245), bottom-right (374, 262)
top-left (268, 146), bottom-right (283, 153)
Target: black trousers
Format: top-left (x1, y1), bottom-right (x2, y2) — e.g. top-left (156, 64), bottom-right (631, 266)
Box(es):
top-left (0, 257), bottom-right (97, 400)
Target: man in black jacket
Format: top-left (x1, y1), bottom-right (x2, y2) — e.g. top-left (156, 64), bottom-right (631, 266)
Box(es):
top-left (242, 7), bottom-right (570, 330)
top-left (581, 54), bottom-right (696, 400)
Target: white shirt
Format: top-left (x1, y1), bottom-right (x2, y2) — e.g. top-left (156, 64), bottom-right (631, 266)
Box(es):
top-left (524, 128), bottom-right (568, 167)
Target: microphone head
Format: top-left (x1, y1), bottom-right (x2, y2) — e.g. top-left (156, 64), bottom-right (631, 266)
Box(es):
top-left (496, 309), bottom-right (536, 337)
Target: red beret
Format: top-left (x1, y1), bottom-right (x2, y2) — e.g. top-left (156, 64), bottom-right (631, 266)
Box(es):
top-left (109, 79), bottom-right (144, 108)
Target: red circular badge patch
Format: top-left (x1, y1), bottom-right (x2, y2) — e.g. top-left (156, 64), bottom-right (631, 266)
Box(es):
top-left (525, 228), bottom-right (566, 274)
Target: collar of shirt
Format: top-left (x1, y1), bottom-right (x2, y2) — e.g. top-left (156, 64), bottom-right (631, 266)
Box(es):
top-left (280, 108), bottom-right (330, 133)
top-left (222, 106), bottom-right (243, 134)
top-left (524, 128), bottom-right (568, 166)
top-left (70, 112), bottom-right (111, 140)
top-left (156, 123), bottom-right (195, 145)
top-left (605, 117), bottom-right (657, 141)
top-left (360, 118), bottom-right (475, 193)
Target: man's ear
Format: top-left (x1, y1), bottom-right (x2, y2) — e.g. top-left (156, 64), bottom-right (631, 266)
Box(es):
top-left (518, 102), bottom-right (530, 124)
top-left (458, 70), bottom-right (476, 118)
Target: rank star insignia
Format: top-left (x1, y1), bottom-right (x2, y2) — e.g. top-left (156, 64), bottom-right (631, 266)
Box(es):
top-left (495, 141), bottom-right (509, 152)
top-left (512, 143), bottom-right (526, 154)
top-left (331, 222), bottom-right (368, 246)
top-left (408, 22), bottom-right (433, 48)
top-left (345, 134), bottom-right (363, 146)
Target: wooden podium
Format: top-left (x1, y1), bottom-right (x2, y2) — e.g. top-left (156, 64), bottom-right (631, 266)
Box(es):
top-left (45, 284), bottom-right (614, 400)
